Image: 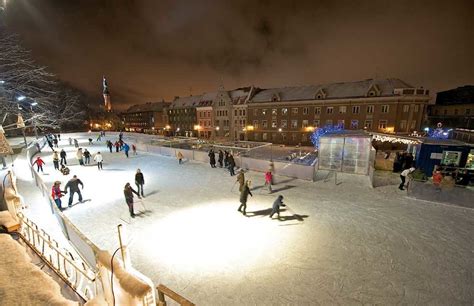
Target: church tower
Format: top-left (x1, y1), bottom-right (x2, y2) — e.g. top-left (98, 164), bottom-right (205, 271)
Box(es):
top-left (102, 76), bottom-right (112, 112)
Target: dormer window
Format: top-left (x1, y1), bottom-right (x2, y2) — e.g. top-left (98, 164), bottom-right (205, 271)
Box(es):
top-left (368, 91), bottom-right (376, 97)
top-left (366, 84), bottom-right (381, 97)
top-left (314, 89), bottom-right (326, 100)
top-left (271, 93), bottom-right (280, 102)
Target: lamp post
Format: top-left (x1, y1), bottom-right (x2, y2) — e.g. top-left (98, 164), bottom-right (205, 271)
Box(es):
top-left (215, 126), bottom-right (220, 140)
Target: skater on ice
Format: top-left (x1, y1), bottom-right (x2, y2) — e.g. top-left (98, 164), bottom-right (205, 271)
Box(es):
top-left (236, 169), bottom-right (245, 192)
top-left (60, 149), bottom-right (67, 165)
top-left (94, 152), bottom-right (103, 170)
top-left (32, 156), bottom-right (45, 173)
top-left (124, 182), bottom-right (141, 218)
top-left (64, 175), bottom-right (84, 207)
top-left (135, 169), bottom-right (145, 197)
top-left (237, 180), bottom-right (253, 215)
top-left (269, 195), bottom-right (286, 219)
top-left (52, 151), bottom-right (60, 170)
top-left (208, 148), bottom-right (216, 168)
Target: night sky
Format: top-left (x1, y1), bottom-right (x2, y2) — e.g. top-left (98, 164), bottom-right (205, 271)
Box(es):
top-left (4, 0), bottom-right (474, 109)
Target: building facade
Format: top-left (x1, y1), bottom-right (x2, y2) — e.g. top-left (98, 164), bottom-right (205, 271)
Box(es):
top-left (246, 78), bottom-right (430, 145)
top-left (196, 100), bottom-right (213, 139)
top-left (168, 95), bottom-right (201, 137)
top-left (121, 101), bottom-right (170, 133)
top-left (426, 85), bottom-right (474, 129)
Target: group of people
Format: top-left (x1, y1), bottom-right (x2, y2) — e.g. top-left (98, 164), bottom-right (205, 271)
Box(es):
top-left (207, 148), bottom-right (236, 176)
top-left (51, 175), bottom-right (84, 210)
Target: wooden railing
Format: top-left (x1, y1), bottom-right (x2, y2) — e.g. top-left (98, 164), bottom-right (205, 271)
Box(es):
top-left (157, 284), bottom-right (195, 306)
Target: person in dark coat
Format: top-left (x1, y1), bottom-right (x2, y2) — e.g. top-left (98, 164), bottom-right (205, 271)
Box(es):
top-left (218, 150), bottom-right (224, 168)
top-left (107, 140), bottom-right (113, 153)
top-left (64, 175), bottom-right (84, 207)
top-left (60, 149), bottom-right (67, 165)
top-left (124, 182), bottom-right (140, 218)
top-left (53, 138), bottom-right (59, 148)
top-left (270, 195), bottom-right (286, 219)
top-left (135, 169), bottom-right (145, 197)
top-left (237, 180), bottom-right (252, 215)
top-left (228, 154), bottom-right (236, 176)
top-left (74, 139), bottom-right (79, 148)
top-left (404, 153), bottom-right (414, 169)
top-left (224, 151), bottom-right (229, 167)
top-left (114, 141), bottom-right (120, 152)
top-left (208, 149), bottom-right (216, 168)
top-left (47, 139), bottom-right (54, 151)
top-left (83, 149), bottom-right (91, 164)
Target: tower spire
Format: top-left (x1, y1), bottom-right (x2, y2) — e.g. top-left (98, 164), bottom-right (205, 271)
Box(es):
top-left (102, 76), bottom-right (112, 112)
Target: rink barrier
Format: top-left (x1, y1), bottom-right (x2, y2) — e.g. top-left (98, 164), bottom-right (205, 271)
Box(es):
top-left (24, 136), bottom-right (158, 305)
top-left (157, 284), bottom-right (195, 306)
top-left (407, 180), bottom-right (474, 208)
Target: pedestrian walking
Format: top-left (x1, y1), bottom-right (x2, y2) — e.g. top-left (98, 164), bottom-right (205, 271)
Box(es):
top-left (114, 141), bottom-right (120, 152)
top-left (94, 152), bottom-right (103, 170)
top-left (53, 138), bottom-right (59, 148)
top-left (57, 133), bottom-right (61, 141)
top-left (51, 181), bottom-right (66, 210)
top-left (236, 169), bottom-right (245, 192)
top-left (76, 148), bottom-right (84, 166)
top-left (68, 137), bottom-right (73, 146)
top-left (83, 149), bottom-right (91, 164)
top-left (96, 134), bottom-right (101, 142)
top-left (52, 151), bottom-right (60, 170)
top-left (123, 143), bottom-right (130, 158)
top-left (135, 169), bottom-right (145, 197)
top-left (228, 154), bottom-right (236, 176)
top-left (74, 139), bottom-right (79, 148)
top-left (399, 167), bottom-right (415, 190)
top-left (32, 156), bottom-right (45, 172)
top-left (64, 175), bottom-right (84, 207)
top-left (47, 139), bottom-right (54, 151)
top-left (119, 131), bottom-right (123, 141)
top-left (124, 182), bottom-right (140, 218)
top-left (208, 149), bottom-right (216, 168)
top-left (88, 138), bottom-right (93, 145)
top-left (218, 150), bottom-right (223, 168)
top-left (132, 144), bottom-right (137, 155)
top-left (60, 149), bottom-right (67, 165)
top-left (177, 151), bottom-right (183, 164)
top-left (107, 140), bottom-right (113, 153)
top-left (269, 195), bottom-right (286, 219)
top-left (224, 150), bottom-right (229, 168)
top-left (264, 170), bottom-right (273, 193)
top-left (237, 180), bottom-right (253, 215)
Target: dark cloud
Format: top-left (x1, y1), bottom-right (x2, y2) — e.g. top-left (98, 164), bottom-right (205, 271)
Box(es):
top-left (3, 0), bottom-right (474, 108)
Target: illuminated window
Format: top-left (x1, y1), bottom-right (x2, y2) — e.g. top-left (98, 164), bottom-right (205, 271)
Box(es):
top-left (272, 109), bottom-right (277, 115)
top-left (281, 120), bottom-right (287, 128)
top-left (303, 107), bottom-right (309, 115)
top-left (302, 120), bottom-right (309, 128)
top-left (262, 120), bottom-right (267, 128)
top-left (292, 108), bottom-right (298, 114)
top-left (272, 120), bottom-right (277, 128)
top-left (281, 108), bottom-right (288, 115)
top-left (378, 120), bottom-right (387, 129)
top-left (339, 106), bottom-right (347, 114)
top-left (291, 120), bottom-right (298, 128)
top-left (350, 120), bottom-right (358, 129)
top-left (365, 120), bottom-right (372, 129)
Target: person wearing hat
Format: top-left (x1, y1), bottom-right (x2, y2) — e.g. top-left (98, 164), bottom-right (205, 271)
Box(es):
top-left (270, 195), bottom-right (286, 219)
top-left (236, 169), bottom-right (245, 192)
top-left (51, 181), bottom-right (66, 210)
top-left (124, 182), bottom-right (141, 218)
top-left (238, 180), bottom-right (253, 215)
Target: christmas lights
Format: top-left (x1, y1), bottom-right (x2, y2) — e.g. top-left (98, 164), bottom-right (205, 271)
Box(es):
top-left (372, 134), bottom-right (419, 145)
top-left (310, 124), bottom-right (343, 148)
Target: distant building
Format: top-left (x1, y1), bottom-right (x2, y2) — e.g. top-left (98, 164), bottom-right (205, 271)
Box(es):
top-left (427, 85), bottom-right (474, 129)
top-left (246, 78), bottom-right (430, 145)
top-left (168, 96), bottom-right (200, 137)
top-left (121, 101), bottom-right (170, 134)
top-left (102, 76), bottom-right (112, 112)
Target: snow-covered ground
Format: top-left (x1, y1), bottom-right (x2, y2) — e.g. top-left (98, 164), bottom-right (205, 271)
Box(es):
top-left (25, 134), bottom-right (474, 305)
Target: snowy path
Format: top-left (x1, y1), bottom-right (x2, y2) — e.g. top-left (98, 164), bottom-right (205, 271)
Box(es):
top-left (30, 134), bottom-right (474, 305)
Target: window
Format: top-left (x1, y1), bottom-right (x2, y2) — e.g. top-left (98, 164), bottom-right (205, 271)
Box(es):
top-left (443, 109), bottom-right (448, 115)
top-left (281, 108), bottom-right (288, 115)
top-left (254, 109), bottom-right (258, 116)
top-left (365, 120), bottom-right (372, 129)
top-left (292, 108), bottom-right (298, 114)
top-left (272, 109), bottom-right (277, 115)
top-left (240, 109), bottom-right (243, 116)
top-left (302, 120), bottom-right (309, 128)
top-left (243, 109), bottom-right (246, 116)
top-left (454, 109), bottom-right (459, 115)
top-left (291, 120), bottom-right (298, 128)
top-left (400, 120), bottom-right (407, 129)
top-left (292, 133), bottom-right (297, 141)
top-left (337, 120), bottom-right (345, 128)
top-left (326, 119), bottom-right (333, 126)
top-left (262, 109), bottom-right (267, 115)
top-left (414, 105), bottom-right (419, 112)
top-left (281, 133), bottom-right (287, 141)
top-left (272, 133), bottom-right (277, 141)
top-left (403, 105), bottom-right (410, 112)
top-left (339, 106), bottom-right (347, 114)
top-left (381, 105), bottom-right (389, 113)
top-left (314, 107), bottom-right (321, 115)
top-left (313, 120), bottom-right (320, 127)
top-left (352, 106), bottom-right (360, 114)
top-left (326, 107), bottom-right (334, 114)
top-left (410, 120), bottom-right (416, 129)
top-left (234, 109), bottom-right (238, 116)
top-left (302, 133), bottom-right (307, 142)
top-left (272, 120), bottom-right (277, 128)
top-left (466, 109), bottom-right (471, 115)
top-left (303, 107), bottom-right (309, 115)
top-left (350, 120), bottom-right (358, 129)
top-left (281, 120), bottom-right (287, 128)
top-left (367, 105), bottom-right (374, 114)
top-left (254, 133), bottom-right (260, 140)
top-left (262, 120), bottom-right (267, 128)
top-left (262, 133), bottom-right (267, 141)
top-left (378, 120), bottom-right (387, 129)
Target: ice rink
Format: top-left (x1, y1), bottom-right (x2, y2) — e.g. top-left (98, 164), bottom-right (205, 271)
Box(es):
top-left (30, 134), bottom-right (474, 305)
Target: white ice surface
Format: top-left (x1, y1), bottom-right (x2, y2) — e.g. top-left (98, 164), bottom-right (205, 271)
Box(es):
top-left (24, 134), bottom-right (474, 305)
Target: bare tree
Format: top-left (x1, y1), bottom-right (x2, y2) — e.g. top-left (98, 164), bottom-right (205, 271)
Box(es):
top-left (0, 30), bottom-right (85, 132)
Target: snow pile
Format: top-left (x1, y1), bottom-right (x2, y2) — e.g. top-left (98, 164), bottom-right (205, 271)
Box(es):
top-left (97, 249), bottom-right (152, 299)
top-left (0, 210), bottom-right (19, 231)
top-left (0, 234), bottom-right (78, 305)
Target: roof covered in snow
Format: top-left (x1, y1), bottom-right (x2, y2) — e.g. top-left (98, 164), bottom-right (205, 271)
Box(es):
top-left (249, 78), bottom-right (415, 103)
top-left (125, 101), bottom-right (170, 113)
top-left (169, 95), bottom-right (203, 109)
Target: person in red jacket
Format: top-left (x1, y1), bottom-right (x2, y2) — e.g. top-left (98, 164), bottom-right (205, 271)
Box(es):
top-left (32, 156), bottom-right (45, 173)
top-left (51, 181), bottom-right (66, 210)
top-left (264, 170), bottom-right (273, 193)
